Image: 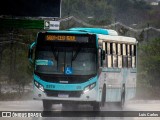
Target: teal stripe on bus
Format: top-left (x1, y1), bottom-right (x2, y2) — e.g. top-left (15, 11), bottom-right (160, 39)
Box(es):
top-left (34, 74), bottom-right (97, 91)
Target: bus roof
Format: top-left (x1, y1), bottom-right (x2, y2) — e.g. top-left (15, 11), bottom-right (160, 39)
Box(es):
top-left (46, 28), bottom-right (118, 36)
top-left (68, 28), bottom-right (118, 36)
top-left (98, 34), bottom-right (137, 44)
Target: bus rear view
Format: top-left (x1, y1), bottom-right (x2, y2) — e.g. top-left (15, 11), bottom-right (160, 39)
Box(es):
top-left (28, 31), bottom-right (100, 110)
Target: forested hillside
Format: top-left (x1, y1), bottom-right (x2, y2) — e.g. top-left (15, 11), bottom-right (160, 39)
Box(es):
top-left (61, 0), bottom-right (160, 28)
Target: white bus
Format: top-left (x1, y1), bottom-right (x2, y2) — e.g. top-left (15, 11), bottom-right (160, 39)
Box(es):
top-left (28, 28), bottom-right (137, 110)
top-left (98, 34), bottom-right (137, 109)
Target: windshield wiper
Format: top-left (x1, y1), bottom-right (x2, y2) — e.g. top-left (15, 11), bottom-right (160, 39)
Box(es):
top-left (51, 46), bottom-right (58, 61)
top-left (72, 47), bottom-right (81, 61)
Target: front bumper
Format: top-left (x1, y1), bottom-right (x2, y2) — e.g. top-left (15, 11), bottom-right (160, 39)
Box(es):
top-left (33, 85), bottom-right (100, 102)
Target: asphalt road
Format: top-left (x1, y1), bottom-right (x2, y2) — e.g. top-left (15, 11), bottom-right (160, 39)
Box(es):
top-left (0, 100), bottom-right (160, 120)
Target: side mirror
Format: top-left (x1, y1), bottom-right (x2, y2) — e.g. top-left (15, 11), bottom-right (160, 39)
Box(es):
top-left (102, 50), bottom-right (105, 60)
top-left (28, 42), bottom-right (36, 64)
top-left (99, 47), bottom-right (106, 67)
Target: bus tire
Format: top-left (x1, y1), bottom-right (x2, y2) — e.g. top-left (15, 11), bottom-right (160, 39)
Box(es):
top-left (92, 102), bottom-right (100, 111)
top-left (101, 85), bottom-right (106, 107)
top-left (121, 92), bottom-right (125, 108)
top-left (120, 86), bottom-right (125, 109)
top-left (43, 100), bottom-right (52, 111)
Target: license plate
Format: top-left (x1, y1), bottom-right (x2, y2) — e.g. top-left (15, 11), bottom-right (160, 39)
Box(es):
top-left (58, 94), bottom-right (69, 98)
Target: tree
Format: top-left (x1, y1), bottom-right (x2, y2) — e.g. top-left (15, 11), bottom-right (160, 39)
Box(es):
top-left (133, 0), bottom-right (151, 10)
top-left (61, 0), bottom-right (113, 26)
top-left (138, 38), bottom-right (160, 87)
top-left (111, 0), bottom-right (132, 13)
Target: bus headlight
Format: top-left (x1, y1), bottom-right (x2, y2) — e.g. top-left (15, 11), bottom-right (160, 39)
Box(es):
top-left (34, 81), bottom-right (39, 87)
top-left (39, 84), bottom-right (44, 92)
top-left (83, 82), bottom-right (96, 94)
top-left (34, 81), bottom-right (44, 92)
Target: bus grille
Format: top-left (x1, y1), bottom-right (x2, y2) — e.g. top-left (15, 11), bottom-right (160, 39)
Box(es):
top-left (45, 90), bottom-right (82, 98)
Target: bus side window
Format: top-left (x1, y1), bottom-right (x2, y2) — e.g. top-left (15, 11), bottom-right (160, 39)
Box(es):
top-left (127, 44), bottom-right (130, 56)
top-left (134, 45), bottom-right (136, 56)
top-left (113, 43), bottom-right (116, 54)
top-left (128, 45), bottom-right (132, 68)
top-left (106, 42), bottom-right (112, 68)
top-left (123, 44), bottom-right (126, 56)
top-left (118, 44), bottom-right (121, 55)
top-left (107, 42), bottom-right (110, 54)
top-left (130, 45), bottom-right (132, 56)
top-left (128, 57), bottom-right (132, 68)
top-left (122, 44), bottom-right (128, 68)
top-left (103, 42), bottom-right (106, 67)
top-left (131, 45), bottom-right (136, 68)
top-left (113, 43), bottom-right (118, 68)
top-left (113, 55), bottom-right (118, 68)
top-left (110, 43), bottom-right (113, 55)
top-left (131, 45), bottom-right (134, 56)
top-left (132, 56), bottom-right (136, 68)
top-left (118, 44), bottom-right (122, 68)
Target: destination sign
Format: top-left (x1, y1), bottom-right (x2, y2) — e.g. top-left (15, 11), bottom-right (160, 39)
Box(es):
top-left (45, 35), bottom-right (88, 42)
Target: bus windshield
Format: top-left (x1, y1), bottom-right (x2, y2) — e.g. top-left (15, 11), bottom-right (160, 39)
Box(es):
top-left (35, 43), bottom-right (97, 75)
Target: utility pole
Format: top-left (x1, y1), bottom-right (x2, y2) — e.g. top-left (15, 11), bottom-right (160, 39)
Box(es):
top-left (9, 16), bottom-right (15, 81)
top-left (9, 32), bottom-right (14, 80)
top-left (0, 41), bottom-right (3, 69)
top-left (0, 41), bottom-right (2, 94)
top-left (0, 33), bottom-right (5, 69)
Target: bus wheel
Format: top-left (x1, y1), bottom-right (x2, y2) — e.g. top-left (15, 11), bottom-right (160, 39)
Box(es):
top-left (101, 86), bottom-right (106, 107)
top-left (92, 102), bottom-right (100, 111)
top-left (121, 92), bottom-right (125, 109)
top-left (118, 92), bottom-right (125, 109)
top-left (43, 100), bottom-right (52, 111)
